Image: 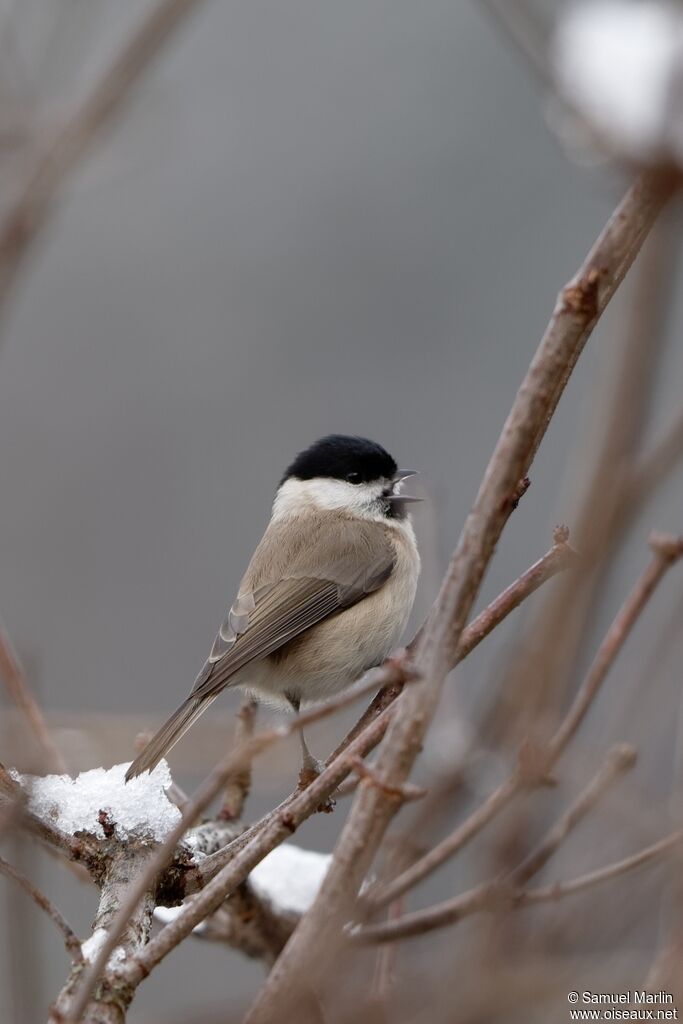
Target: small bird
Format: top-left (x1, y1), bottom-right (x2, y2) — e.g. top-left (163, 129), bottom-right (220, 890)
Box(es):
top-left (125, 435), bottom-right (421, 783)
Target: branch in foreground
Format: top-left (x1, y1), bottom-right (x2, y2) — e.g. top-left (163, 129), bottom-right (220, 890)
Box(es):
top-left (355, 744), bottom-right (638, 944)
top-left (243, 171), bottom-right (677, 1024)
top-left (366, 533), bottom-right (683, 911)
top-left (317, 526), bottom-right (576, 783)
top-left (136, 536), bottom-right (576, 920)
top-left (0, 854), bottom-right (83, 962)
top-left (220, 698), bottom-right (258, 821)
top-left (488, 214), bottom-right (679, 769)
top-left (54, 533), bottom-right (575, 1018)
top-left (52, 846), bottom-right (159, 1024)
top-left (356, 828), bottom-right (683, 944)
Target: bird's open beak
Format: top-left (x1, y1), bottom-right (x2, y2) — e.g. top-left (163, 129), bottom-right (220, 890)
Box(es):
top-left (393, 469), bottom-right (417, 483)
top-left (387, 469), bottom-right (423, 511)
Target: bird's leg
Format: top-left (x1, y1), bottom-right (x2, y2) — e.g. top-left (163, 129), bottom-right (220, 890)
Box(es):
top-left (287, 695), bottom-right (325, 790)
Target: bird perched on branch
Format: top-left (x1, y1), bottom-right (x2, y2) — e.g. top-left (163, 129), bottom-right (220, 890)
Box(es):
top-left (125, 435), bottom-right (421, 784)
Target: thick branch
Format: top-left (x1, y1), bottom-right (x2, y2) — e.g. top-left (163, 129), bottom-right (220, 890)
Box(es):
top-left (0, 760), bottom-right (98, 868)
top-left (51, 846), bottom-right (158, 1024)
top-left (243, 170), bottom-right (675, 1024)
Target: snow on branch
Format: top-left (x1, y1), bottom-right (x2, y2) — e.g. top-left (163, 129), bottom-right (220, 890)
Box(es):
top-left (12, 761), bottom-right (181, 843)
top-left (554, 1), bottom-right (683, 162)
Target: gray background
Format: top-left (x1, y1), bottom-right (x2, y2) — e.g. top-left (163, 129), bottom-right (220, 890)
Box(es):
top-left (1, 2), bottom-right (682, 1021)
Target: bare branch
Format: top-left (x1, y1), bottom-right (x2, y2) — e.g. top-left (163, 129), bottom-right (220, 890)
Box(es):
top-left (355, 746), bottom-right (645, 944)
top-left (219, 698), bottom-right (258, 821)
top-left (124, 704), bottom-right (400, 983)
top-left (547, 532), bottom-right (683, 761)
top-left (484, 216), bottom-right (679, 778)
top-left (366, 536), bottom-right (683, 911)
top-left (0, 854), bottom-right (83, 962)
top-left (629, 407), bottom-right (683, 500)
top-left (0, 616), bottom-right (68, 773)
top-left (51, 846), bottom-right (158, 1024)
top-left (242, 170), bottom-right (677, 1024)
top-left (0, 0), bottom-right (206, 321)
top-left (451, 526), bottom-right (577, 657)
top-left (508, 743), bottom-right (637, 887)
top-left (355, 829), bottom-right (683, 944)
top-left (34, 529), bottom-right (615, 1016)
top-left (518, 831), bottom-right (683, 902)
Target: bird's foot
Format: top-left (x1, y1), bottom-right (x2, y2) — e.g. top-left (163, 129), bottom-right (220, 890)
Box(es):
top-left (297, 757), bottom-right (336, 813)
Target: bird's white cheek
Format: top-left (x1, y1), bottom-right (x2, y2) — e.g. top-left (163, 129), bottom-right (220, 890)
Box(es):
top-left (272, 477), bottom-right (383, 520)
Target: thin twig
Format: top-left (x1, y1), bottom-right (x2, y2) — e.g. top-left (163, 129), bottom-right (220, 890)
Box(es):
top-left (519, 831), bottom-right (683, 901)
top-left (547, 532), bottom-right (683, 761)
top-left (356, 829), bottom-right (683, 944)
top-left (508, 743), bottom-right (637, 887)
top-left (628, 407), bottom-right (683, 500)
top-left (0, 854), bottom-right (83, 961)
top-left (478, 0), bottom-right (554, 88)
top-left (219, 698), bottom-right (258, 821)
top-left (0, 616), bottom-right (68, 773)
top-left (0, 0), bottom-right (205, 321)
top-left (366, 535), bottom-right (683, 911)
top-left (324, 530), bottom-right (576, 773)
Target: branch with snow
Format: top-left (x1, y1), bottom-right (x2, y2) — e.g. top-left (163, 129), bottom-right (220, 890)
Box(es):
top-left (1, 759), bottom-right (328, 1024)
top-left (554, 1), bottom-right (683, 165)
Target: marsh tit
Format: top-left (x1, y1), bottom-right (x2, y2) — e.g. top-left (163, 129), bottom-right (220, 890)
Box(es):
top-left (125, 435), bottom-right (421, 782)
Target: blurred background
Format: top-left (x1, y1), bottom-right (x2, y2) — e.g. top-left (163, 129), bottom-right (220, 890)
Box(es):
top-left (1, 2), bottom-right (683, 1021)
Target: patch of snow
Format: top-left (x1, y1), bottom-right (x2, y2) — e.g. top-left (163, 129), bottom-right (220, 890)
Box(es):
top-left (81, 928), bottom-right (108, 962)
top-left (81, 928), bottom-right (126, 966)
top-left (250, 844), bottom-right (331, 917)
top-left (555, 1), bottom-right (683, 159)
top-left (153, 905), bottom-right (207, 934)
top-left (12, 761), bottom-right (181, 842)
top-left (182, 833), bottom-right (207, 858)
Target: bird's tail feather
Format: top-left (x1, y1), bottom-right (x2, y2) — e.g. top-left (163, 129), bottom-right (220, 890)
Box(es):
top-left (124, 694), bottom-right (218, 782)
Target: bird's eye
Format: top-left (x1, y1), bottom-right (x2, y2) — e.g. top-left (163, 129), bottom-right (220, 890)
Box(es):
top-left (346, 471), bottom-right (361, 484)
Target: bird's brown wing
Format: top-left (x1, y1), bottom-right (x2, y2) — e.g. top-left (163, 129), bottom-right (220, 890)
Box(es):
top-left (191, 531), bottom-right (394, 699)
top-left (125, 516), bottom-right (394, 779)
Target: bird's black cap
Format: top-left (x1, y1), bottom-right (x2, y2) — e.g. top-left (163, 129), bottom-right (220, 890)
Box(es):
top-left (282, 435), bottom-right (397, 485)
